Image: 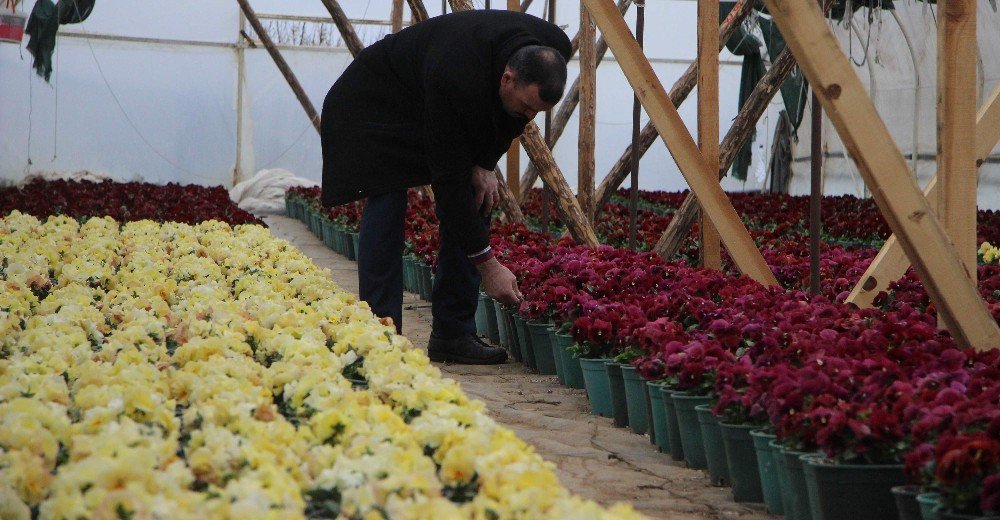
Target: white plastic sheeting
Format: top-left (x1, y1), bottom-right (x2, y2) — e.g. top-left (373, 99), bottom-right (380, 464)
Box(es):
top-left (229, 168), bottom-right (318, 214)
top-left (0, 0), bottom-right (997, 209)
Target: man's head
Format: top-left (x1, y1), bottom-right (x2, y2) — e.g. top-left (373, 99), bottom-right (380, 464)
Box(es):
top-left (499, 45), bottom-right (568, 121)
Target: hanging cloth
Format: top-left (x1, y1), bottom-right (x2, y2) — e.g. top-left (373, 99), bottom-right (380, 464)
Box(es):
top-left (719, 1), bottom-right (765, 181)
top-left (24, 0), bottom-right (95, 82)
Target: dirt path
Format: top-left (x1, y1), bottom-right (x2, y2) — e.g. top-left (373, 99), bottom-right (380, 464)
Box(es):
top-left (263, 215), bottom-right (772, 520)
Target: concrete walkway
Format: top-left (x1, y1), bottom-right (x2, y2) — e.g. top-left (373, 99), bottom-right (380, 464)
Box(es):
top-left (263, 214), bottom-right (772, 520)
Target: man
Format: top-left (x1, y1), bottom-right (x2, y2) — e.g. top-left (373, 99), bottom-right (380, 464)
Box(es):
top-left (321, 10), bottom-right (571, 364)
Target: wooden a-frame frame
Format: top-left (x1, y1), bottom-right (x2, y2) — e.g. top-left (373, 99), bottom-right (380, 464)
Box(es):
top-left (763, 0), bottom-right (1000, 350)
top-left (581, 0), bottom-right (778, 286)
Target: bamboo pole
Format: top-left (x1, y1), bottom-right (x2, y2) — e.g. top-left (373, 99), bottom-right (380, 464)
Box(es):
top-left (591, 0), bottom-right (755, 211)
top-left (654, 46), bottom-right (797, 258)
top-left (406, 0), bottom-right (430, 21)
top-left (238, 0), bottom-right (321, 133)
top-left (763, 0), bottom-right (1000, 350)
top-left (698, 0), bottom-right (721, 270)
top-left (579, 0), bottom-right (597, 222)
top-left (937, 0), bottom-right (978, 281)
top-left (518, 0), bottom-right (634, 198)
top-left (392, 0), bottom-right (404, 32)
top-left (318, 0), bottom-right (365, 57)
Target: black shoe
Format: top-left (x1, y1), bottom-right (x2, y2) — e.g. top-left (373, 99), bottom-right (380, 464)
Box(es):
top-left (427, 333), bottom-right (508, 365)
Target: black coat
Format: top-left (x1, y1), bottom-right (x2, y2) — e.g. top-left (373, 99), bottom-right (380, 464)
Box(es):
top-left (320, 10), bottom-right (571, 255)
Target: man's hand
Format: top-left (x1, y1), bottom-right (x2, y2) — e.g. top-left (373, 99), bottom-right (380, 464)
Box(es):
top-left (476, 257), bottom-right (523, 308)
top-left (471, 166), bottom-right (499, 217)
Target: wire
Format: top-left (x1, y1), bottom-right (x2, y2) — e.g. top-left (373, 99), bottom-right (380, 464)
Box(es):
top-left (260, 122), bottom-right (315, 169)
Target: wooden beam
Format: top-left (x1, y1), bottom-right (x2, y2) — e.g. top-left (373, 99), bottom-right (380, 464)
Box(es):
top-left (938, 0), bottom-right (979, 280)
top-left (579, 0), bottom-right (597, 222)
top-left (592, 0), bottom-right (756, 210)
top-left (698, 0), bottom-right (721, 270)
top-left (584, 0), bottom-right (776, 285)
top-left (493, 167), bottom-right (526, 223)
top-left (392, 0), bottom-right (405, 32)
top-left (654, 46), bottom-right (797, 258)
top-left (238, 0), bottom-right (321, 133)
top-left (764, 0), bottom-right (1000, 350)
top-left (318, 0), bottom-right (366, 57)
top-left (507, 0), bottom-right (521, 203)
top-left (518, 0), bottom-right (633, 199)
top-left (847, 81), bottom-right (1000, 308)
top-left (521, 124), bottom-right (600, 246)
top-left (406, 0), bottom-right (430, 21)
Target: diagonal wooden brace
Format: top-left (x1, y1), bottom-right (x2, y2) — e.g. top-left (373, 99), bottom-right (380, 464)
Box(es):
top-left (763, 0), bottom-right (1000, 350)
top-left (847, 81), bottom-right (1000, 308)
top-left (592, 0), bottom-right (755, 212)
top-left (582, 0), bottom-right (777, 286)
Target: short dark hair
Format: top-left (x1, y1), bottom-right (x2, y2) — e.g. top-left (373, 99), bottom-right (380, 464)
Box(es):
top-left (507, 45), bottom-right (568, 104)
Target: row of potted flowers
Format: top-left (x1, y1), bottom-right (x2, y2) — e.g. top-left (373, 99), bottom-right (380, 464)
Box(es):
top-left (0, 178), bottom-right (264, 226)
top-left (0, 210), bottom-right (641, 519)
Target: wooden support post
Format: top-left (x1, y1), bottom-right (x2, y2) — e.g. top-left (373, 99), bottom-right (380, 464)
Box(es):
top-left (847, 81), bottom-right (1000, 308)
top-left (521, 124), bottom-right (600, 246)
top-left (937, 0), bottom-right (978, 281)
top-left (592, 0), bottom-right (755, 210)
top-left (238, 0), bottom-right (321, 134)
top-left (579, 0), bottom-right (597, 222)
top-left (507, 0), bottom-right (522, 203)
top-left (654, 46), bottom-right (797, 258)
top-left (392, 0), bottom-right (405, 32)
top-left (763, 0), bottom-right (1000, 350)
top-left (698, 0), bottom-right (721, 270)
top-left (628, 3), bottom-right (644, 250)
top-left (493, 167), bottom-right (525, 223)
top-left (519, 0), bottom-right (634, 198)
top-left (809, 92), bottom-right (822, 294)
top-left (583, 0), bottom-right (777, 286)
top-left (318, 0), bottom-right (365, 57)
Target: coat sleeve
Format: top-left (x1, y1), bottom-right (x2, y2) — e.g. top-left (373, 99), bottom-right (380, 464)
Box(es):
top-left (422, 64), bottom-right (492, 257)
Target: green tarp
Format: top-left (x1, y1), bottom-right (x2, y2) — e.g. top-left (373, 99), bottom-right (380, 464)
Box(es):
top-left (25, 0), bottom-right (95, 82)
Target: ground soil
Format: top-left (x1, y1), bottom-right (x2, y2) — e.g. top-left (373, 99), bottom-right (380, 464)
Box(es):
top-left (264, 215), bottom-right (774, 520)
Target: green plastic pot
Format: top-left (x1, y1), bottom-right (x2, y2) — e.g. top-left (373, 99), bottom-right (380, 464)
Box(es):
top-left (750, 430), bottom-right (784, 515)
top-left (605, 362), bottom-right (629, 428)
top-left (580, 358), bottom-right (613, 417)
top-left (351, 232), bottom-right (360, 261)
top-left (917, 493), bottom-right (940, 520)
top-left (474, 293), bottom-right (490, 336)
top-left (801, 454), bottom-right (905, 520)
top-left (545, 328), bottom-right (567, 385)
top-left (620, 365), bottom-right (649, 435)
top-left (554, 333), bottom-right (584, 389)
top-left (777, 444), bottom-right (817, 520)
top-left (647, 382), bottom-right (669, 452)
top-left (673, 393), bottom-right (712, 470)
top-left (321, 220), bottom-right (335, 249)
top-left (660, 388), bottom-right (685, 461)
top-left (696, 404), bottom-right (729, 486)
top-left (415, 262), bottom-right (427, 299)
top-left (484, 298), bottom-right (500, 345)
top-left (892, 485), bottom-right (923, 520)
top-left (526, 322), bottom-right (556, 374)
top-left (421, 264), bottom-right (433, 301)
top-left (494, 299), bottom-right (511, 348)
top-left (719, 422), bottom-right (764, 503)
top-left (513, 315), bottom-right (535, 370)
top-left (502, 308), bottom-right (522, 363)
top-left (344, 228), bottom-right (357, 261)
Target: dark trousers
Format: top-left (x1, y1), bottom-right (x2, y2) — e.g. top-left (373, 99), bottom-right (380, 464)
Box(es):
top-left (358, 190), bottom-right (486, 339)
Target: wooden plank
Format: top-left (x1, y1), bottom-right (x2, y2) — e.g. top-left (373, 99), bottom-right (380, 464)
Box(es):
top-left (493, 167), bottom-right (525, 223)
top-left (238, 0), bottom-right (321, 133)
top-left (698, 0), bottom-right (721, 270)
top-left (519, 0), bottom-right (633, 199)
top-left (521, 124), bottom-right (600, 246)
top-left (584, 0), bottom-right (776, 285)
top-left (392, 0), bottom-right (404, 32)
top-left (937, 0), bottom-right (978, 281)
top-left (847, 81), bottom-right (1000, 308)
top-left (654, 46), bottom-right (797, 258)
top-left (592, 0), bottom-right (755, 211)
top-left (763, 0), bottom-right (1000, 350)
top-left (579, 0), bottom-right (597, 222)
top-left (318, 0), bottom-right (366, 57)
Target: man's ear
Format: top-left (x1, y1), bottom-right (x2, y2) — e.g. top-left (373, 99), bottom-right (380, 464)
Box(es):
top-left (501, 67), bottom-right (517, 86)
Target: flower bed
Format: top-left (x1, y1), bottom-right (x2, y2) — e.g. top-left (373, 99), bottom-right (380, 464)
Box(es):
top-left (0, 211), bottom-right (639, 519)
top-left (0, 179), bottom-right (263, 226)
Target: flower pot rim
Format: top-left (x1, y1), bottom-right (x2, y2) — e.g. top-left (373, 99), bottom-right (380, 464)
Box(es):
top-left (579, 357), bottom-right (613, 362)
top-left (670, 392), bottom-right (714, 401)
top-left (749, 429), bottom-right (777, 439)
top-left (718, 421), bottom-right (767, 430)
top-left (799, 453), bottom-right (905, 470)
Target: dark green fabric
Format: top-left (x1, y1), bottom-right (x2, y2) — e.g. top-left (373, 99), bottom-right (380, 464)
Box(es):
top-left (720, 2), bottom-right (765, 181)
top-left (24, 0), bottom-right (95, 82)
top-left (756, 17), bottom-right (808, 133)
